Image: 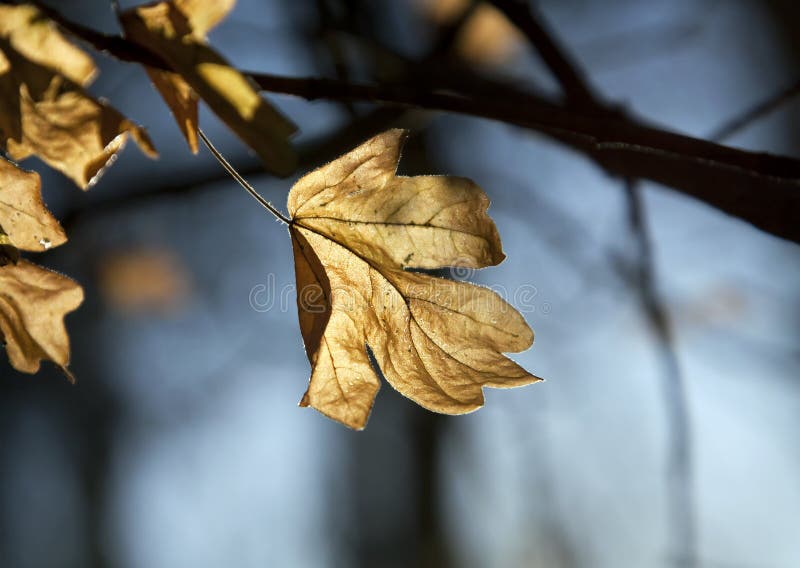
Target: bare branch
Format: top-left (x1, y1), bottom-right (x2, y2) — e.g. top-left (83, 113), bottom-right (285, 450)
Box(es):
top-left (30, 1), bottom-right (800, 244)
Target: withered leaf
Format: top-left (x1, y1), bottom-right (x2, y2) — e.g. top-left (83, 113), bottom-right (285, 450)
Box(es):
top-left (0, 144), bottom-right (81, 382)
top-left (0, 260), bottom-right (83, 381)
top-left (0, 157), bottom-right (66, 252)
top-left (120, 0), bottom-right (297, 174)
top-left (0, 4), bottom-right (157, 189)
top-left (288, 129), bottom-right (539, 429)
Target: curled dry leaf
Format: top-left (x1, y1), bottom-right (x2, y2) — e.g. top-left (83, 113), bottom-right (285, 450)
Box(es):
top-left (288, 129), bottom-right (539, 429)
top-left (0, 260), bottom-right (83, 381)
top-left (0, 145), bottom-right (82, 381)
top-left (120, 0), bottom-right (298, 174)
top-left (0, 157), bottom-right (66, 252)
top-left (0, 4), bottom-right (157, 189)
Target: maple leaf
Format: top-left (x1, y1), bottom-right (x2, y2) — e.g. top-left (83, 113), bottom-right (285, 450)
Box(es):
top-left (0, 156), bottom-right (66, 252)
top-left (287, 129), bottom-right (540, 429)
top-left (0, 260), bottom-right (83, 381)
top-left (119, 0), bottom-right (297, 175)
top-left (0, 4), bottom-right (157, 189)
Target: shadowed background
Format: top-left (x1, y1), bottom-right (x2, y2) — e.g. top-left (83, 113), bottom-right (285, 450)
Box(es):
top-left (1, 0), bottom-right (799, 567)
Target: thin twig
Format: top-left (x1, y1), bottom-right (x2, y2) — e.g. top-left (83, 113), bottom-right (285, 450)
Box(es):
top-left (710, 79), bottom-right (800, 141)
top-left (197, 129), bottom-right (291, 225)
top-left (624, 180), bottom-right (696, 568)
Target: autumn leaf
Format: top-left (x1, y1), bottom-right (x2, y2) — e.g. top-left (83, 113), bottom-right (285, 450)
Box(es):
top-left (0, 156), bottom-right (66, 252)
top-left (287, 129), bottom-right (539, 429)
top-left (120, 0), bottom-right (297, 174)
top-left (0, 260), bottom-right (83, 381)
top-left (0, 156), bottom-right (82, 380)
top-left (0, 4), bottom-right (157, 189)
top-left (0, 4), bottom-right (95, 85)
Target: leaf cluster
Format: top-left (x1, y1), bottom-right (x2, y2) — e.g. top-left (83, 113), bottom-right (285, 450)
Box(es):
top-left (0, 2), bottom-right (538, 427)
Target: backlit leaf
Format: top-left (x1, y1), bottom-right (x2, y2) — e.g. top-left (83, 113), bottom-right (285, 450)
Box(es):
top-left (288, 129), bottom-right (539, 429)
top-left (0, 156), bottom-right (66, 252)
top-left (0, 4), bottom-right (157, 189)
top-left (0, 260), bottom-right (83, 381)
top-left (120, 0), bottom-right (297, 174)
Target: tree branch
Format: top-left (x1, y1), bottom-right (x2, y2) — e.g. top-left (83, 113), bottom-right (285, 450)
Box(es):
top-left (30, 1), bottom-right (800, 244)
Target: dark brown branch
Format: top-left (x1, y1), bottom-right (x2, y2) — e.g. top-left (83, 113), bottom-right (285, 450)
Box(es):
top-left (32, 1), bottom-right (800, 244)
top-left (30, 1), bottom-right (168, 68)
top-left (250, 75), bottom-right (800, 242)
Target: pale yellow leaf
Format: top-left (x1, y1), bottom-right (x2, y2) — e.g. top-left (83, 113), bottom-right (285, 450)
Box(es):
top-left (173, 0), bottom-right (236, 38)
top-left (144, 68), bottom-right (200, 153)
top-left (0, 5), bottom-right (158, 189)
top-left (120, 0), bottom-right (297, 173)
top-left (0, 4), bottom-right (95, 85)
top-left (0, 156), bottom-right (66, 252)
top-left (288, 129), bottom-right (504, 270)
top-left (123, 0), bottom-right (234, 153)
top-left (288, 130), bottom-right (539, 429)
top-left (0, 260), bottom-right (83, 380)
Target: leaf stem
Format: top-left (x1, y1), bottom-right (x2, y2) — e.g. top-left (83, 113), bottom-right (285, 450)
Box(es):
top-left (197, 129), bottom-right (291, 225)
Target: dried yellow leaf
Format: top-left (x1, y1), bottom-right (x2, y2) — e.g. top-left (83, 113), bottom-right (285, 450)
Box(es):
top-left (120, 0), bottom-right (297, 174)
top-left (0, 4), bottom-right (95, 85)
top-left (170, 0), bottom-right (237, 41)
top-left (0, 260), bottom-right (83, 380)
top-left (0, 157), bottom-right (66, 252)
top-left (143, 68), bottom-right (200, 152)
top-left (288, 130), bottom-right (539, 429)
top-left (0, 4), bottom-right (157, 189)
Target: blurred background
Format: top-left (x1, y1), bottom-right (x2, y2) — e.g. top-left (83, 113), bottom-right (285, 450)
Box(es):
top-left (1, 0), bottom-right (799, 566)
